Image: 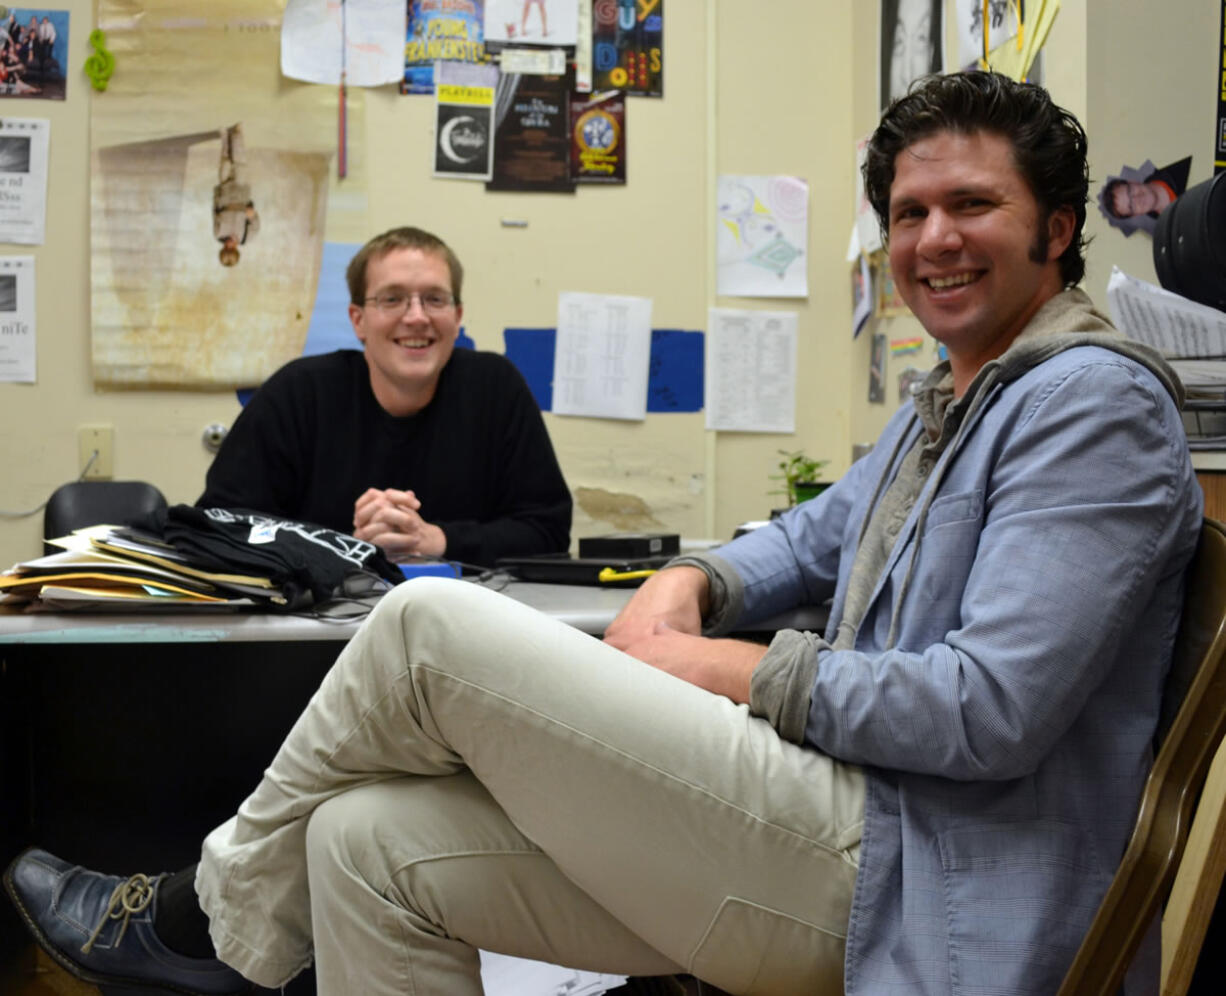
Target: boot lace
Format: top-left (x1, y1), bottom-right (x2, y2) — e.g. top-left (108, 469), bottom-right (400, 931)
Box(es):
top-left (81, 872), bottom-right (155, 954)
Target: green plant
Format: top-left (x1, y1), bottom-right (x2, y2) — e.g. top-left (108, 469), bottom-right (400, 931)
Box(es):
top-left (768, 449), bottom-right (830, 507)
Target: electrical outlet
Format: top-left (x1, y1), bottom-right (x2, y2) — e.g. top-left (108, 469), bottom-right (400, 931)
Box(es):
top-left (78, 425), bottom-right (114, 479)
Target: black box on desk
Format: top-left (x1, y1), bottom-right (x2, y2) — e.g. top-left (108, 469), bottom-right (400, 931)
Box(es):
top-left (578, 533), bottom-right (680, 560)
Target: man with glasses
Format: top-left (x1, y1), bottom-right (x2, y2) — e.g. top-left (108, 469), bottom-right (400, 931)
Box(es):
top-left (197, 226), bottom-right (572, 567)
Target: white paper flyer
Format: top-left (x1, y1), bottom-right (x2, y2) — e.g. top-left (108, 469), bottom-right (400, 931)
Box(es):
top-left (0, 117), bottom-right (48, 245)
top-left (552, 290), bottom-right (652, 420)
top-left (705, 307), bottom-right (797, 433)
top-left (281, 0), bottom-right (405, 86)
top-left (0, 255), bottom-right (36, 382)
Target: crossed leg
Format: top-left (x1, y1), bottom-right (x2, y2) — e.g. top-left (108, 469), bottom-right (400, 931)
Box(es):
top-left (196, 578), bottom-right (864, 995)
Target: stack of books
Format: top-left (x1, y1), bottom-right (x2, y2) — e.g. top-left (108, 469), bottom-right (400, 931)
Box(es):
top-left (0, 524), bottom-right (284, 611)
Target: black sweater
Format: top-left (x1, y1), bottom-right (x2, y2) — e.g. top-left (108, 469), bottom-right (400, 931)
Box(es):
top-left (198, 349), bottom-right (572, 566)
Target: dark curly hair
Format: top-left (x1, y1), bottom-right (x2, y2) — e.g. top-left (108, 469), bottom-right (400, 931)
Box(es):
top-left (862, 71), bottom-right (1089, 287)
top-left (345, 226), bottom-right (464, 306)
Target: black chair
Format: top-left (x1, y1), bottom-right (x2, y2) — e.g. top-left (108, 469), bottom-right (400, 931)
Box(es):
top-left (42, 480), bottom-right (168, 555)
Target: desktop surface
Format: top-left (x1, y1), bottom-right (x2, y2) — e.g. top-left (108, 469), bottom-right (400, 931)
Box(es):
top-left (0, 577), bottom-right (827, 642)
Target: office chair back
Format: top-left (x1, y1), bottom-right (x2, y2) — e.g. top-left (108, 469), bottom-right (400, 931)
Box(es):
top-left (1056, 517), bottom-right (1226, 995)
top-left (42, 480), bottom-right (168, 555)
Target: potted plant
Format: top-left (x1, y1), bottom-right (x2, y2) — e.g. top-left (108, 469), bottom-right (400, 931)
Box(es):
top-left (769, 449), bottom-right (830, 510)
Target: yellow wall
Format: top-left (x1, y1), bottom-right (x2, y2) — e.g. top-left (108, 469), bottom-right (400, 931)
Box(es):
top-left (0, 0), bottom-right (1216, 565)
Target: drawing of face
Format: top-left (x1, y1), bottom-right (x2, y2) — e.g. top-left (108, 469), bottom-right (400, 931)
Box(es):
top-left (890, 0), bottom-right (933, 101)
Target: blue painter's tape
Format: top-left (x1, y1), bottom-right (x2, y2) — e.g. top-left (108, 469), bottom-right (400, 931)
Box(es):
top-left (503, 328), bottom-right (556, 411)
top-left (303, 241), bottom-right (364, 357)
top-left (648, 329), bottom-right (704, 412)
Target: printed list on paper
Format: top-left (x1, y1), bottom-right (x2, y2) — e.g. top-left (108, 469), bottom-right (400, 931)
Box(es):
top-left (552, 291), bottom-right (652, 420)
top-left (705, 308), bottom-right (797, 433)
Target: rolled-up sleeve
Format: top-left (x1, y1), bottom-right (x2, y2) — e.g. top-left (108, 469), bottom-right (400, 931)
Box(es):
top-left (750, 630), bottom-right (826, 743)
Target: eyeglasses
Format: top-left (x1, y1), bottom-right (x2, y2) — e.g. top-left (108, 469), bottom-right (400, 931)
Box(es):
top-left (363, 290), bottom-right (455, 316)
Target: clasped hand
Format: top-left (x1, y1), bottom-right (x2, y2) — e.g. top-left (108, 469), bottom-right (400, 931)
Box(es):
top-left (353, 488), bottom-right (446, 561)
top-left (603, 566), bottom-right (766, 704)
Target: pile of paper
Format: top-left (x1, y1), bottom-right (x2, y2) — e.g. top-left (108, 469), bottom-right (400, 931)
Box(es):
top-left (1105, 268), bottom-right (1226, 448)
top-left (478, 950), bottom-right (626, 995)
top-left (0, 524), bottom-right (279, 611)
top-left (1106, 268), bottom-right (1226, 397)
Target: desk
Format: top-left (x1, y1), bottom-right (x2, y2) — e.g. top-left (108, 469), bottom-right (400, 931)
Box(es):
top-left (1192, 453), bottom-right (1226, 521)
top-left (0, 578), bottom-right (828, 642)
top-left (0, 580), bottom-right (826, 990)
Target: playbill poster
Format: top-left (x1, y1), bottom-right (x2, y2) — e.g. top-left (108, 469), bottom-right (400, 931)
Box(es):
top-left (0, 117), bottom-right (47, 244)
top-left (434, 61), bottom-right (498, 180)
top-left (0, 255), bottom-right (36, 382)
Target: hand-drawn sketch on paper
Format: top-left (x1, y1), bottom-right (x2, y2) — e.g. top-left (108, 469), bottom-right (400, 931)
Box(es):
top-left (91, 1), bottom-right (362, 389)
top-left (716, 175), bottom-right (808, 299)
top-left (880, 0), bottom-right (942, 110)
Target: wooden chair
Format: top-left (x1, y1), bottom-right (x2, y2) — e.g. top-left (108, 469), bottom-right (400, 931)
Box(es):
top-left (1161, 732), bottom-right (1226, 993)
top-left (1057, 518), bottom-right (1226, 995)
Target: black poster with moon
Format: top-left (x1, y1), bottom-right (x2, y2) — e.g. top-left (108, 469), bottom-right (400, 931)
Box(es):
top-left (435, 103), bottom-right (493, 179)
top-left (433, 63), bottom-right (498, 181)
top-left (487, 72), bottom-right (575, 193)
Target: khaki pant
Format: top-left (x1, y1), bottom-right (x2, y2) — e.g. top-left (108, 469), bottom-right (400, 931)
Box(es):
top-left (195, 578), bottom-right (864, 995)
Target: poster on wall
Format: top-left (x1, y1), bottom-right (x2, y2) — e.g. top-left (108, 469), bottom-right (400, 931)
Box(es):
top-left (0, 255), bottom-right (35, 382)
top-left (281, 0), bottom-right (404, 86)
top-left (955, 0), bottom-right (1055, 83)
top-left (879, 0), bottom-right (942, 111)
top-left (434, 61), bottom-right (497, 180)
top-left (874, 252), bottom-right (910, 316)
top-left (569, 89), bottom-right (625, 183)
top-left (487, 72), bottom-right (575, 192)
top-left (1217, 1), bottom-right (1226, 175)
top-left (716, 175), bottom-right (808, 299)
top-left (1097, 157), bottom-right (1192, 238)
top-left (403, 0), bottom-right (487, 95)
top-left (954, 0), bottom-right (1018, 70)
top-left (591, 0), bottom-right (662, 97)
top-left (852, 253), bottom-right (872, 338)
top-left (0, 117), bottom-right (47, 244)
top-left (91, 0), bottom-right (349, 389)
top-left (483, 0), bottom-right (577, 49)
top-left (0, 7), bottom-right (68, 100)
top-left (868, 332), bottom-right (887, 403)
